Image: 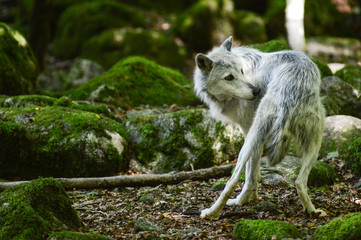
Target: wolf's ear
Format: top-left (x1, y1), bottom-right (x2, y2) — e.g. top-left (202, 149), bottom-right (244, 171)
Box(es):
top-left (221, 36), bottom-right (233, 51)
top-left (196, 54), bottom-right (213, 72)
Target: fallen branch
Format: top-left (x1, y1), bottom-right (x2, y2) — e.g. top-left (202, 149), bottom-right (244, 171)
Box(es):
top-left (0, 164), bottom-right (235, 191)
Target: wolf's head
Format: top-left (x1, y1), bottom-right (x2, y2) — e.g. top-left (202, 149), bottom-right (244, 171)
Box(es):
top-left (194, 36), bottom-right (261, 103)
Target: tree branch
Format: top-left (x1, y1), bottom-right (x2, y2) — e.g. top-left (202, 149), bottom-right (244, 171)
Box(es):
top-left (0, 164), bottom-right (235, 191)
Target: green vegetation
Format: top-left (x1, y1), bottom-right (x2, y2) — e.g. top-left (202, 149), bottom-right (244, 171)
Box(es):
top-left (0, 178), bottom-right (81, 239)
top-left (0, 22), bottom-right (38, 95)
top-left (250, 40), bottom-right (291, 52)
top-left (52, 1), bottom-right (146, 59)
top-left (82, 28), bottom-right (188, 69)
top-left (314, 212), bottom-right (361, 240)
top-left (232, 10), bottom-right (267, 44)
top-left (340, 137), bottom-right (361, 177)
top-left (66, 56), bottom-right (199, 109)
top-left (335, 64), bottom-right (361, 91)
top-left (306, 161), bottom-right (337, 187)
top-left (47, 231), bottom-right (114, 240)
top-left (233, 219), bottom-right (300, 240)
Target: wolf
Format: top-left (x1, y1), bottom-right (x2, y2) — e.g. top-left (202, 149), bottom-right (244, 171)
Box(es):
top-left (194, 36), bottom-right (326, 218)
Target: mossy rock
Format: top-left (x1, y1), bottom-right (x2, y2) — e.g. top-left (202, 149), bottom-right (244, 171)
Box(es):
top-left (0, 22), bottom-right (38, 95)
top-left (320, 115), bottom-right (361, 158)
top-left (66, 56), bottom-right (199, 109)
top-left (0, 104), bottom-right (129, 179)
top-left (232, 10), bottom-right (267, 44)
top-left (52, 1), bottom-right (146, 59)
top-left (311, 57), bottom-right (333, 79)
top-left (340, 137), bottom-right (361, 177)
top-left (82, 28), bottom-right (188, 69)
top-left (124, 109), bottom-right (244, 173)
top-left (0, 95), bottom-right (115, 119)
top-left (233, 219), bottom-right (301, 240)
top-left (0, 178), bottom-right (82, 239)
top-left (174, 0), bottom-right (234, 51)
top-left (321, 76), bottom-right (361, 118)
top-left (47, 231), bottom-right (114, 240)
top-left (250, 40), bottom-right (291, 52)
top-left (314, 212), bottom-right (361, 240)
top-left (295, 161), bottom-right (336, 187)
top-left (335, 64), bottom-right (361, 91)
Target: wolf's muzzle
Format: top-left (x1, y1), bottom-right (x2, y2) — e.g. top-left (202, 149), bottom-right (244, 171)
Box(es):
top-left (251, 86), bottom-right (261, 97)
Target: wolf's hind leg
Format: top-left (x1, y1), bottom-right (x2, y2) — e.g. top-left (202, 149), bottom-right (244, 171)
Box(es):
top-left (226, 156), bottom-right (261, 206)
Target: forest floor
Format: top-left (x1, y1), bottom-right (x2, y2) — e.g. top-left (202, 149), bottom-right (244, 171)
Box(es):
top-left (68, 157), bottom-right (361, 239)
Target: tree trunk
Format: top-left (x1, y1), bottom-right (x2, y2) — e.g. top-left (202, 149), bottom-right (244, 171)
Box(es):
top-left (0, 164), bottom-right (235, 191)
top-left (28, 0), bottom-right (54, 71)
top-left (285, 0), bottom-right (305, 51)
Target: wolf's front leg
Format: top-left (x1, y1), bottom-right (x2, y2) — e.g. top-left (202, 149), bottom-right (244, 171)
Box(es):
top-left (227, 157), bottom-right (260, 206)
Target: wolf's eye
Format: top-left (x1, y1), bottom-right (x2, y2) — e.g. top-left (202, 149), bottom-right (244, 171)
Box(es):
top-left (224, 74), bottom-right (234, 81)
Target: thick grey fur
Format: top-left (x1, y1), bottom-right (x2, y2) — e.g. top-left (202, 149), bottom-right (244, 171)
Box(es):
top-left (194, 36), bottom-right (326, 218)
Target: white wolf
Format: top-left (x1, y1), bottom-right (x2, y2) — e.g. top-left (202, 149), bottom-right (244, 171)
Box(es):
top-left (194, 37), bottom-right (326, 218)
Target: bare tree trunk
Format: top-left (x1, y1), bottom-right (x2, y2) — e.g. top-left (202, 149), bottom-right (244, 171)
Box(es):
top-left (0, 164), bottom-right (235, 191)
top-left (285, 0), bottom-right (305, 51)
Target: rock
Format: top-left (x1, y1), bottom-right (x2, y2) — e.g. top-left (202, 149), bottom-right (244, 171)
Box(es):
top-left (252, 201), bottom-right (281, 214)
top-left (211, 179), bottom-right (227, 191)
top-left (0, 22), bottom-right (38, 95)
top-left (0, 178), bottom-right (81, 239)
top-left (341, 137), bottom-right (361, 177)
top-left (0, 99), bottom-right (129, 179)
top-left (334, 64), bottom-right (361, 91)
top-left (296, 161), bottom-right (337, 187)
top-left (233, 219), bottom-right (300, 240)
top-left (174, 0), bottom-right (234, 51)
top-left (232, 10), bottom-right (267, 44)
top-left (82, 28), bottom-right (188, 69)
top-left (47, 231), bottom-right (114, 240)
top-left (307, 37), bottom-right (361, 63)
top-left (37, 68), bottom-right (67, 93)
top-left (134, 217), bottom-right (164, 233)
top-left (124, 109), bottom-right (244, 173)
top-left (66, 59), bottom-right (104, 90)
top-left (320, 115), bottom-right (361, 156)
top-left (52, 1), bottom-right (146, 59)
top-left (66, 56), bottom-right (199, 109)
top-left (313, 212), bottom-right (361, 240)
top-left (321, 76), bottom-right (361, 118)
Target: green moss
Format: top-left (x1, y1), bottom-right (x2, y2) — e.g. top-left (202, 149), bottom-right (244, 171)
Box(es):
top-left (340, 137), bottom-right (361, 177)
top-left (307, 161), bottom-right (337, 187)
top-left (0, 22), bottom-right (38, 95)
top-left (233, 219), bottom-right (300, 240)
top-left (311, 57), bottom-right (333, 79)
top-left (211, 179), bottom-right (227, 191)
top-left (314, 212), bottom-right (361, 240)
top-left (335, 64), bottom-right (361, 91)
top-left (82, 28), bottom-right (188, 69)
top-left (52, 1), bottom-right (146, 59)
top-left (250, 40), bottom-right (291, 52)
top-left (0, 95), bottom-right (115, 119)
top-left (0, 105), bottom-right (129, 179)
top-left (47, 231), bottom-right (114, 240)
top-left (232, 10), bottom-right (267, 44)
top-left (66, 56), bottom-right (199, 109)
top-left (0, 178), bottom-right (81, 239)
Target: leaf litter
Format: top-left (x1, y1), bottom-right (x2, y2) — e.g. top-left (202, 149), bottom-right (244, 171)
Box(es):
top-left (68, 157), bottom-right (361, 239)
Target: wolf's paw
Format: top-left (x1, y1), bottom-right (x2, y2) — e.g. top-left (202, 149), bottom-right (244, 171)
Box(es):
top-left (226, 198), bottom-right (240, 206)
top-left (200, 208), bottom-right (220, 218)
top-left (313, 209), bottom-right (327, 217)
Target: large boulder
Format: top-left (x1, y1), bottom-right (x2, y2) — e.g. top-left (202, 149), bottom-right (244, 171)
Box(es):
top-left (0, 178), bottom-right (81, 239)
top-left (0, 96), bottom-right (129, 179)
top-left (52, 1), bottom-right (146, 59)
top-left (0, 22), bottom-right (38, 95)
top-left (320, 115), bottom-right (361, 157)
top-left (81, 28), bottom-right (188, 69)
top-left (66, 56), bottom-right (199, 109)
top-left (124, 109), bottom-right (244, 173)
top-left (321, 76), bottom-right (361, 118)
top-left (233, 219), bottom-right (300, 240)
top-left (313, 212), bottom-right (361, 240)
top-left (334, 64), bottom-right (361, 91)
